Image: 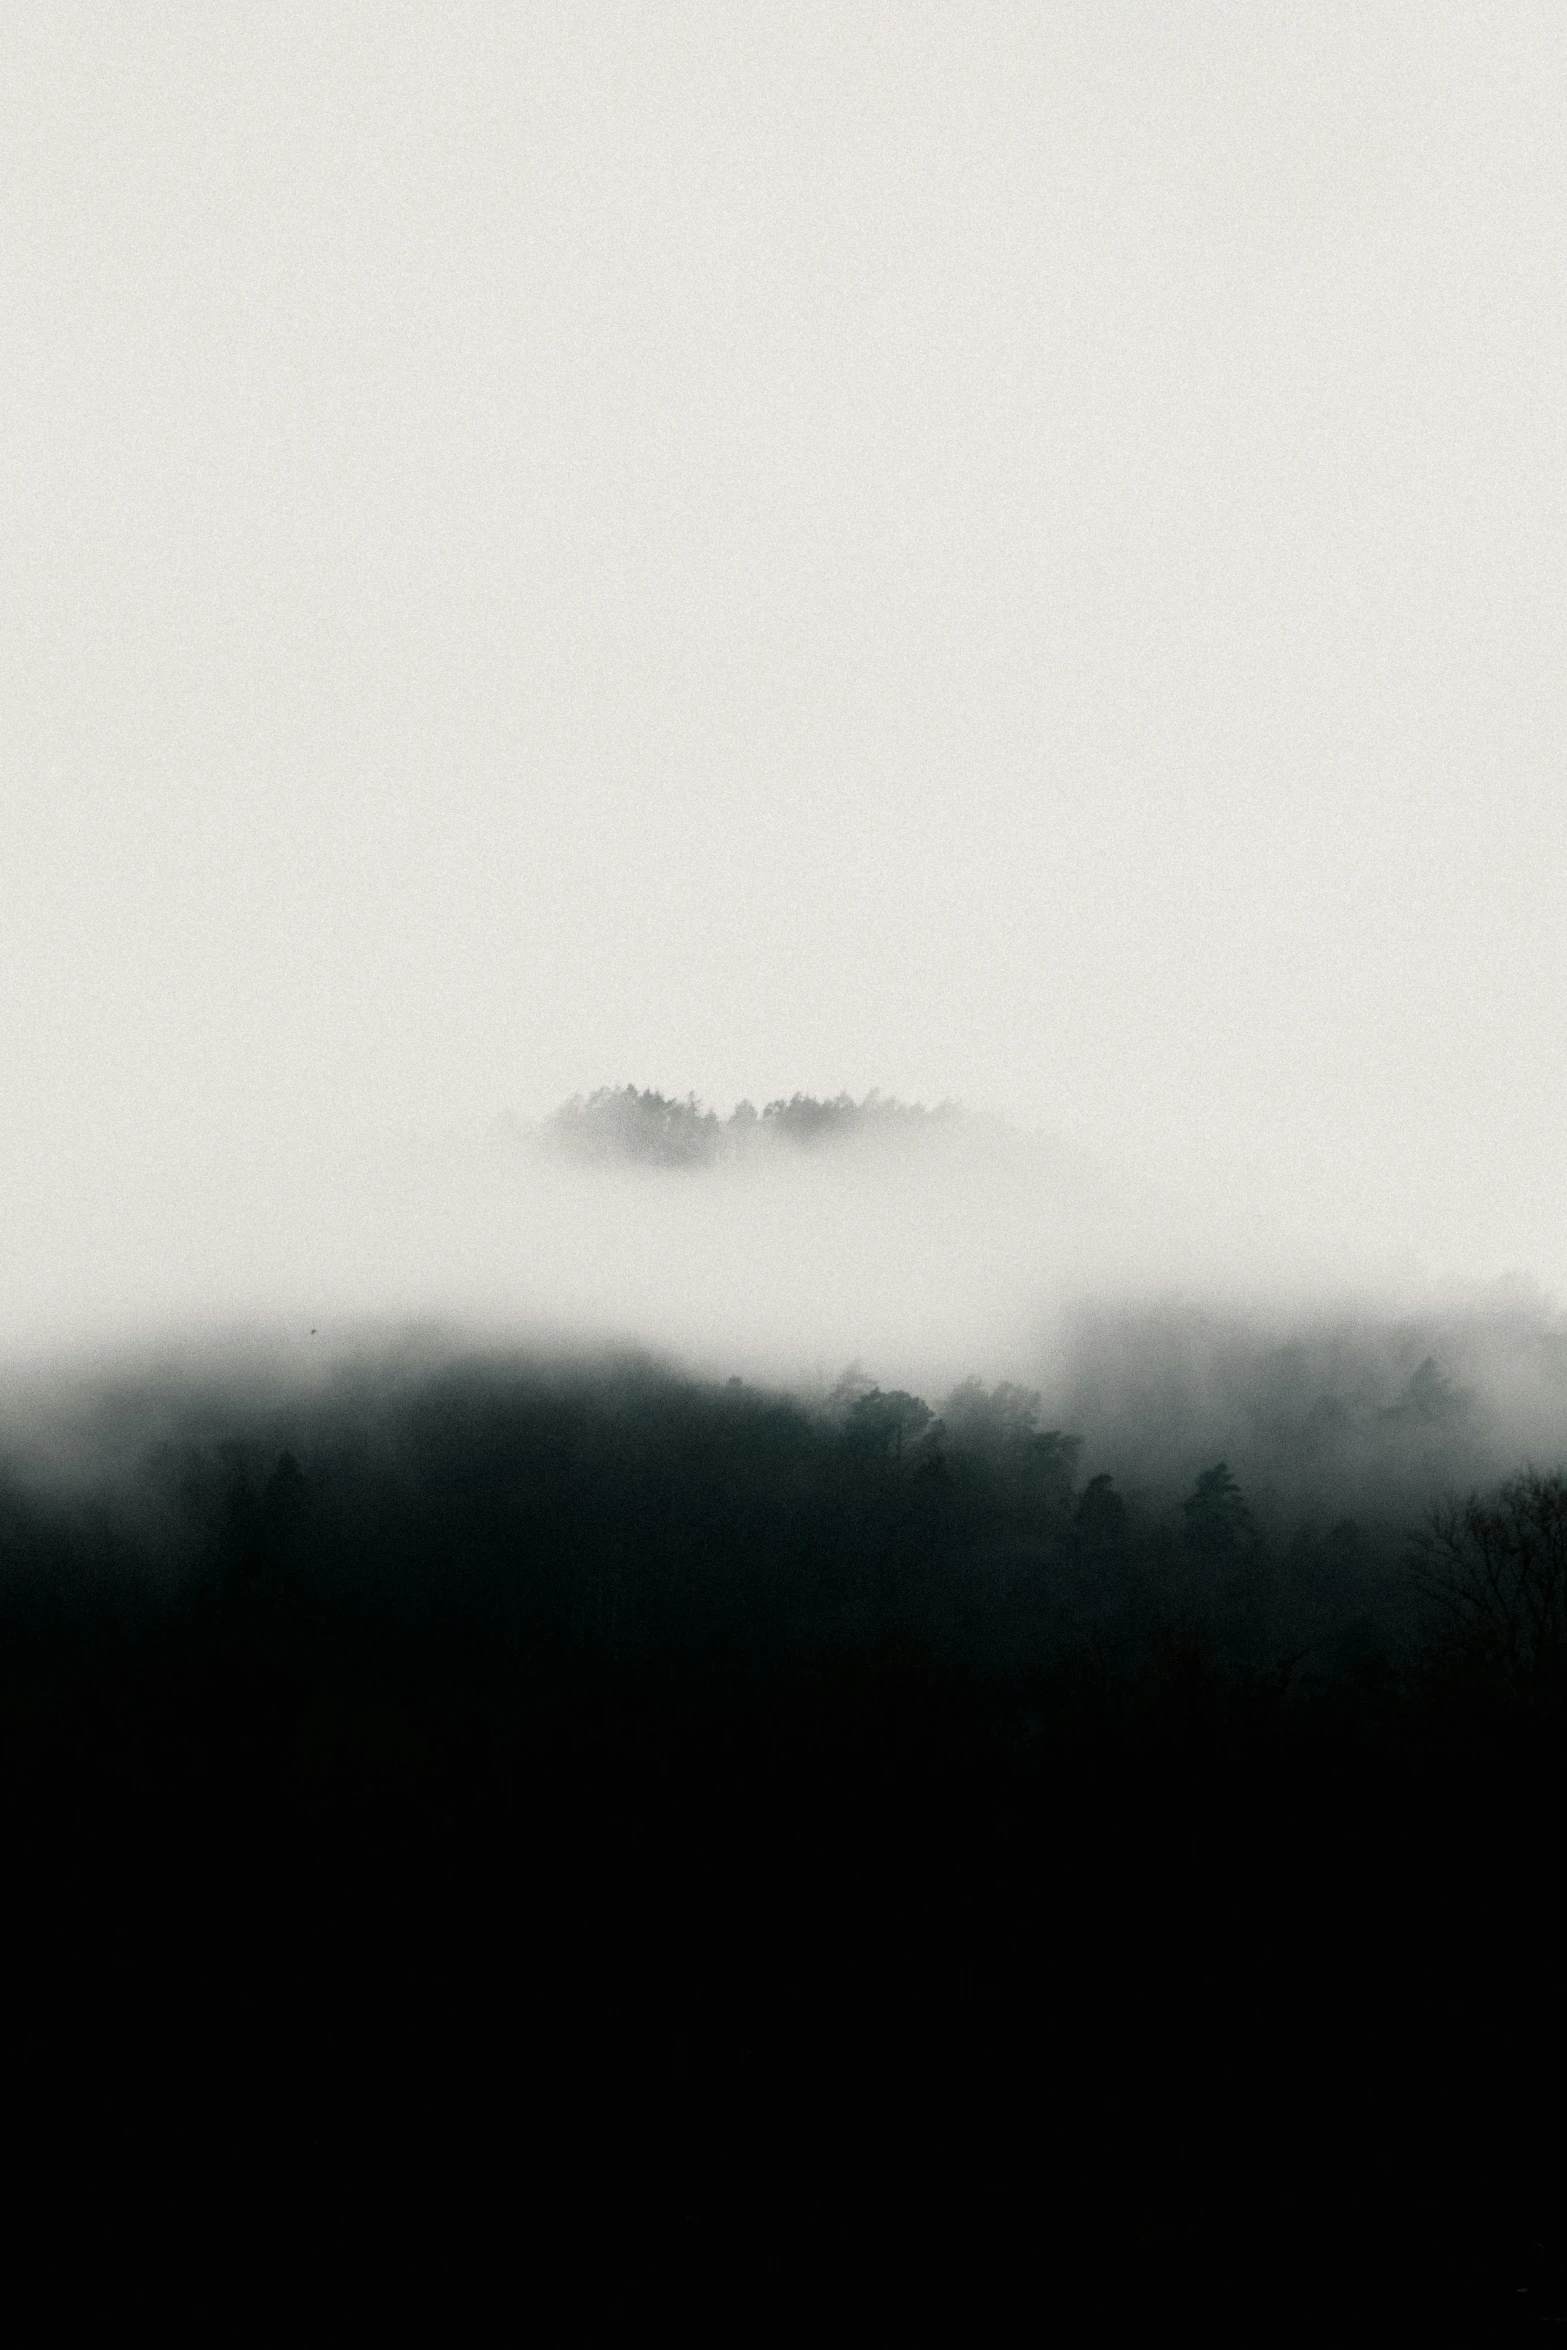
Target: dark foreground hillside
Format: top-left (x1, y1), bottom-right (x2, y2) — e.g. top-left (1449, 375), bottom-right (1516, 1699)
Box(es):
top-left (2, 1343), bottom-right (1563, 2320)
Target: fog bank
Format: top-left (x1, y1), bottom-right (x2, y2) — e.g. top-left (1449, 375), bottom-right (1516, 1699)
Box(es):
top-left (0, 1097), bottom-right (1425, 1379)
top-left (2, 1096), bottom-right (1561, 1526)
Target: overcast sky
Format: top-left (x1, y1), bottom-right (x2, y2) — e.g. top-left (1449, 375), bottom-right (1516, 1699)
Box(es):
top-left (5, 4), bottom-right (1566, 1295)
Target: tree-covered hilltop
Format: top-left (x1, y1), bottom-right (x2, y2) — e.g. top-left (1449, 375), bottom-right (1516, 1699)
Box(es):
top-left (537, 1085), bottom-right (961, 1168)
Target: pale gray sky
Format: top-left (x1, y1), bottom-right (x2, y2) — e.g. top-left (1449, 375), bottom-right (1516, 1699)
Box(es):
top-left (5, 3), bottom-right (1566, 1314)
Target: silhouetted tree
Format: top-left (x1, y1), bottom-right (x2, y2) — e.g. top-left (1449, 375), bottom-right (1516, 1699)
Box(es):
top-left (942, 1380), bottom-right (1080, 1524)
top-left (1409, 1468), bottom-right (1567, 1702)
top-left (1182, 1463), bottom-right (1254, 1558)
top-left (843, 1387), bottom-right (933, 1462)
top-left (942, 1379), bottom-right (1042, 1452)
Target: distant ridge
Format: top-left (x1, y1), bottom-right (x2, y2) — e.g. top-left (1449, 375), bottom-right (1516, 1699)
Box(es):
top-left (538, 1086), bottom-right (962, 1170)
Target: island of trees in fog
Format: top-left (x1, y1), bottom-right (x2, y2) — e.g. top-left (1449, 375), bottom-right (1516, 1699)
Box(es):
top-left (535, 1084), bottom-right (962, 1168)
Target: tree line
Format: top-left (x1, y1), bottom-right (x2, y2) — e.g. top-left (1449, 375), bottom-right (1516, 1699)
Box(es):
top-left (1, 1348), bottom-right (1554, 1718)
top-left (538, 1085), bottom-right (960, 1168)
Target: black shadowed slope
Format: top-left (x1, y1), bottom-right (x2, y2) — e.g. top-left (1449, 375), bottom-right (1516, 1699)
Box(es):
top-left (0, 1340), bottom-right (1563, 2321)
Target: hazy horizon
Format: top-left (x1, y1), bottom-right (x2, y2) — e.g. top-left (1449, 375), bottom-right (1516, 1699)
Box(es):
top-left (6, 6), bottom-right (1567, 1364)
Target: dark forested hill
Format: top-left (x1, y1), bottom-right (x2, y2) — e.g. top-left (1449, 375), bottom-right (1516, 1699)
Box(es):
top-left (2, 1338), bottom-right (1563, 2319)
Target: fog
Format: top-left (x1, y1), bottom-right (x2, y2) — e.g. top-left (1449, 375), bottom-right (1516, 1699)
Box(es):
top-left (6, 5), bottom-right (1567, 1318)
top-left (1, 1090), bottom-right (1560, 1551)
top-left (0, 1095), bottom-right (1221, 1378)
top-left (0, 1084), bottom-right (1448, 1368)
